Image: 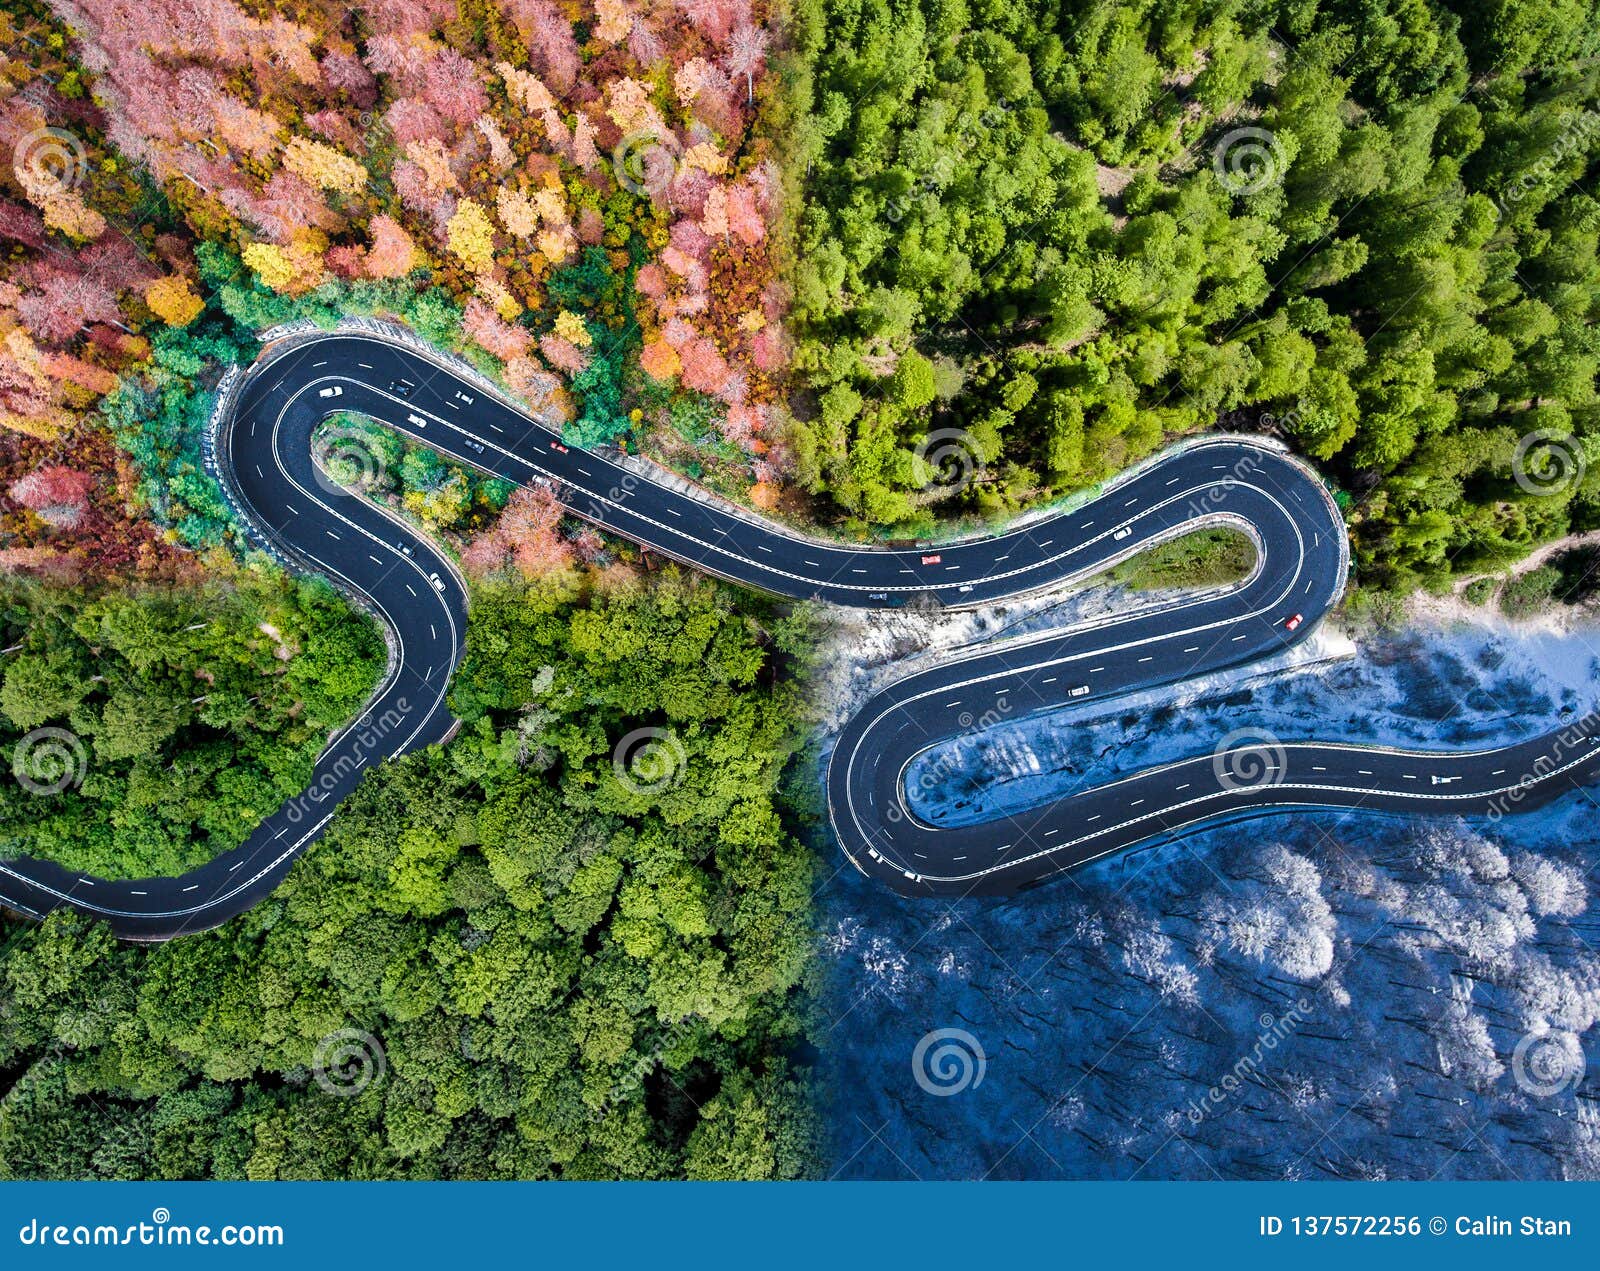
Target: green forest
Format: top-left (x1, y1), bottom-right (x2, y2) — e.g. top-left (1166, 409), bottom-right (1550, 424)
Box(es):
top-left (781, 0), bottom-right (1600, 589)
top-left (0, 571), bottom-right (383, 878)
top-left (0, 571), bottom-right (816, 1179)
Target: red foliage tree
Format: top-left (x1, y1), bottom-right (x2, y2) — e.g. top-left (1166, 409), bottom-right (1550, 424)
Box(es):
top-left (725, 23), bottom-right (770, 104)
top-left (17, 272), bottom-right (121, 345)
top-left (539, 333), bottom-right (590, 377)
top-left (505, 0), bottom-right (582, 94)
top-left (677, 333), bottom-right (730, 397)
top-left (422, 49), bottom-right (488, 127)
top-left (321, 50), bottom-right (378, 107)
top-left (10, 465), bottom-right (95, 529)
top-left (463, 299), bottom-right (532, 360)
top-left (384, 96), bottom-right (446, 147)
top-left (0, 200), bottom-right (47, 250)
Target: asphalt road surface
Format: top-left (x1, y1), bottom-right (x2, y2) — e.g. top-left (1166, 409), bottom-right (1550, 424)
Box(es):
top-left (3, 331), bottom-right (1597, 937)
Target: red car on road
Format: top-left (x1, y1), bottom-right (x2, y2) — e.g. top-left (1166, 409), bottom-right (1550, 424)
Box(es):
top-left (921, 553), bottom-right (942, 565)
top-left (1284, 613), bottom-right (1303, 631)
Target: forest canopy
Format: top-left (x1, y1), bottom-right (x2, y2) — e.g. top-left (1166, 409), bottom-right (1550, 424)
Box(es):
top-left (0, 569), bottom-right (384, 877)
top-left (3, 0), bottom-right (1600, 1186)
top-left (0, 570), bottom-right (817, 1180)
top-left (780, 0), bottom-right (1600, 589)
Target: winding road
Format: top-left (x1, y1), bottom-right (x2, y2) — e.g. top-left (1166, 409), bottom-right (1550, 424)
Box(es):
top-left (3, 329), bottom-right (1599, 937)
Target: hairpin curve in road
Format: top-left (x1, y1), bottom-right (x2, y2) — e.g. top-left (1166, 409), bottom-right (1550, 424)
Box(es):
top-left (2, 330), bottom-right (1594, 937)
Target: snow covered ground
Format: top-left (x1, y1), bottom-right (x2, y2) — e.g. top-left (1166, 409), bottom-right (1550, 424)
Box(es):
top-left (903, 604), bottom-right (1600, 826)
top-left (812, 597), bottom-right (1600, 1179)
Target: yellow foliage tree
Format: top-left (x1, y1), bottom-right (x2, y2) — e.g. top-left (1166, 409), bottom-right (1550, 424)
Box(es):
top-left (496, 64), bottom-right (556, 114)
top-left (0, 330), bottom-right (66, 439)
top-left (243, 243), bottom-right (296, 292)
top-left (554, 310), bottom-right (592, 346)
top-left (145, 275), bottom-right (205, 327)
top-left (593, 0), bottom-right (631, 42)
top-left (477, 277), bottom-right (522, 321)
top-left (243, 234), bottom-right (325, 295)
top-left (639, 337), bottom-right (681, 382)
top-left (404, 139), bottom-right (459, 193)
top-left (496, 187), bottom-right (540, 238)
top-left (537, 226), bottom-right (576, 264)
top-left (37, 190), bottom-right (106, 242)
top-left (682, 142), bottom-right (728, 175)
top-left (282, 137), bottom-right (368, 198)
top-left (446, 198), bottom-right (497, 275)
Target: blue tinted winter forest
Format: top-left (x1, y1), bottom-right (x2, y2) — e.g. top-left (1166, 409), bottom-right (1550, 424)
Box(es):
top-left (815, 605), bottom-right (1600, 1180)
